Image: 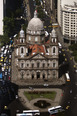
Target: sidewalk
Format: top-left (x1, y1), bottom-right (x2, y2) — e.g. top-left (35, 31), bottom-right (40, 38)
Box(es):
top-left (18, 88), bottom-right (63, 112)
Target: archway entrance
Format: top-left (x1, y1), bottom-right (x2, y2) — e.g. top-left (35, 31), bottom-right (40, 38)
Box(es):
top-left (37, 72), bottom-right (40, 79)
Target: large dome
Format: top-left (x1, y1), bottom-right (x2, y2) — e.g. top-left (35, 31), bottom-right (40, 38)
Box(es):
top-left (27, 17), bottom-right (44, 31)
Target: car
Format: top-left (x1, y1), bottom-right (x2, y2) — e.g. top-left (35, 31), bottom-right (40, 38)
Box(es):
top-left (9, 55), bottom-right (11, 58)
top-left (14, 34), bottom-right (17, 37)
top-left (58, 42), bottom-right (62, 48)
top-left (4, 63), bottom-right (6, 66)
top-left (16, 95), bottom-right (18, 99)
top-left (0, 59), bottom-right (3, 62)
top-left (75, 69), bottom-right (77, 73)
top-left (66, 106), bottom-right (70, 109)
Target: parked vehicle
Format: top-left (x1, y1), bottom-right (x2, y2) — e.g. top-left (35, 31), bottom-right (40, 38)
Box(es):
top-left (48, 105), bottom-right (64, 115)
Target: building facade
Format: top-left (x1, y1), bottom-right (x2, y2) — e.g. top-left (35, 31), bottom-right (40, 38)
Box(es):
top-left (62, 3), bottom-right (77, 44)
top-left (14, 11), bottom-right (59, 80)
top-left (57, 0), bottom-right (77, 44)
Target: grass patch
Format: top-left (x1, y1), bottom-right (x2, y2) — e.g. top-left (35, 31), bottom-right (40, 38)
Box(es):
top-left (24, 91), bottom-right (56, 101)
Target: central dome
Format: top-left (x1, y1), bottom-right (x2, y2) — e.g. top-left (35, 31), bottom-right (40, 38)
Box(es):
top-left (27, 10), bottom-right (44, 31)
top-left (27, 17), bottom-right (44, 31)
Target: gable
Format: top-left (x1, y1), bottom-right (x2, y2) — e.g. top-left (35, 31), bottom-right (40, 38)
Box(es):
top-left (31, 53), bottom-right (47, 60)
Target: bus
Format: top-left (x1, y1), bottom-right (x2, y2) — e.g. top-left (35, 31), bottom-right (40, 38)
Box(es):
top-left (48, 105), bottom-right (64, 115)
top-left (16, 113), bottom-right (32, 116)
top-left (52, 23), bottom-right (59, 28)
top-left (65, 73), bottom-right (70, 81)
top-left (23, 110), bottom-right (40, 116)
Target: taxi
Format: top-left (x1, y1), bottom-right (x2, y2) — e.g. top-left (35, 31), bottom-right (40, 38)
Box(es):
top-left (0, 59), bottom-right (3, 62)
top-left (1, 57), bottom-right (4, 59)
top-left (66, 106), bottom-right (70, 109)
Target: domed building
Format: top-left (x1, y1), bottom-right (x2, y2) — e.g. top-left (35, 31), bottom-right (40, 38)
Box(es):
top-left (13, 11), bottom-right (59, 81)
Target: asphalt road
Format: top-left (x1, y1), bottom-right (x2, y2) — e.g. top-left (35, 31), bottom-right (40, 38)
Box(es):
top-left (60, 49), bottom-right (77, 116)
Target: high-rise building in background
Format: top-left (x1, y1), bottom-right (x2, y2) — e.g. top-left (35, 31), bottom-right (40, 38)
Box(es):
top-left (57, 0), bottom-right (77, 44)
top-left (0, 0), bottom-right (17, 35)
top-left (0, 0), bottom-right (6, 35)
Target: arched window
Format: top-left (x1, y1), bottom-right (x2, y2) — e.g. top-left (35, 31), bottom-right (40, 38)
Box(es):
top-left (53, 62), bottom-right (56, 67)
top-left (32, 63), bottom-right (34, 68)
top-left (53, 47), bottom-right (56, 53)
top-left (21, 39), bottom-right (24, 43)
top-left (37, 62), bottom-right (39, 68)
top-left (43, 63), bottom-right (45, 68)
top-left (21, 48), bottom-right (23, 53)
top-left (53, 70), bottom-right (56, 78)
top-left (21, 63), bottom-right (23, 68)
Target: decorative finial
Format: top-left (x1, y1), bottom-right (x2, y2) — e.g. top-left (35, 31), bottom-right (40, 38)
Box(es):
top-left (34, 10), bottom-right (37, 18)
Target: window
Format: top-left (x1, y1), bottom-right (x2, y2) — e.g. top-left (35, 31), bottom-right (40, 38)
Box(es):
top-left (21, 39), bottom-right (24, 43)
top-left (27, 64), bottom-right (29, 67)
top-left (53, 70), bottom-right (56, 78)
top-left (53, 62), bottom-right (56, 67)
top-left (53, 47), bottom-right (56, 53)
top-left (32, 64), bottom-right (34, 68)
top-left (37, 62), bottom-right (39, 68)
top-left (43, 63), bottom-right (45, 68)
top-left (35, 37), bottom-right (38, 41)
top-left (21, 48), bottom-right (24, 53)
top-left (21, 63), bottom-right (23, 68)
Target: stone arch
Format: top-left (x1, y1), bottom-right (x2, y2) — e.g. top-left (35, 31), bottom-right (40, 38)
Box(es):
top-left (31, 70), bottom-right (36, 79)
top-left (25, 60), bottom-right (31, 68)
top-left (31, 60), bottom-right (36, 68)
top-left (42, 60), bottom-right (47, 68)
top-left (52, 70), bottom-right (56, 78)
top-left (52, 60), bottom-right (56, 68)
top-left (48, 60), bottom-right (51, 67)
top-left (20, 60), bottom-right (25, 68)
top-left (48, 70), bottom-right (51, 79)
top-left (25, 70), bottom-right (31, 79)
top-left (20, 70), bottom-right (25, 79)
top-left (52, 46), bottom-right (56, 55)
top-left (36, 60), bottom-right (42, 68)
top-left (36, 70), bottom-right (41, 79)
top-left (41, 70), bottom-right (47, 79)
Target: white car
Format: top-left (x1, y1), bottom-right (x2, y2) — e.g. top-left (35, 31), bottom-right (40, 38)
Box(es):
top-left (16, 95), bottom-right (18, 99)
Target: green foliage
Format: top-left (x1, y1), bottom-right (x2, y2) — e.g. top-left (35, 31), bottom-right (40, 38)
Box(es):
top-left (22, 21), bottom-right (28, 34)
top-left (3, 17), bottom-right (15, 37)
top-left (69, 44), bottom-right (77, 51)
top-left (69, 44), bottom-right (77, 62)
top-left (24, 91), bottom-right (56, 101)
top-left (35, 0), bottom-right (41, 6)
top-left (36, 6), bottom-right (45, 20)
top-left (15, 9), bottom-right (24, 18)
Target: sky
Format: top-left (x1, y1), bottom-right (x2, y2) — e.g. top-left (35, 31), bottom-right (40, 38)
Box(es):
top-left (61, 0), bottom-right (77, 7)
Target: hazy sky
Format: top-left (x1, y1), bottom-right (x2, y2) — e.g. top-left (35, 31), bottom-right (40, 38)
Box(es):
top-left (61, 0), bottom-right (77, 7)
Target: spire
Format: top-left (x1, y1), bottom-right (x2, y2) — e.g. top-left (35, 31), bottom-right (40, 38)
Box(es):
top-left (34, 10), bottom-right (38, 18)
